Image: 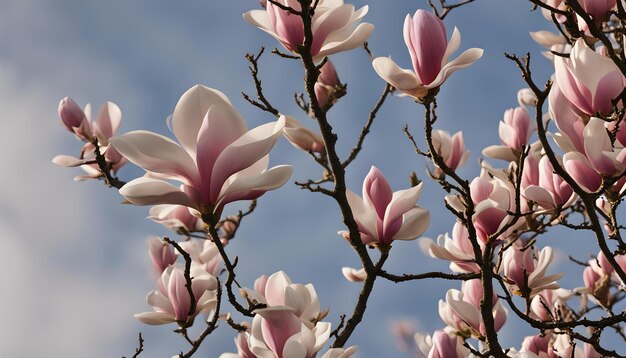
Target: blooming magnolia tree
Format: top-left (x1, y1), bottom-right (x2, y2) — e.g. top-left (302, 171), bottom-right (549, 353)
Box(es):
top-left (54, 0), bottom-right (626, 357)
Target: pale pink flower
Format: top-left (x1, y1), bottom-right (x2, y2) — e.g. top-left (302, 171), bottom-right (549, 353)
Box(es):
top-left (58, 97), bottom-right (91, 141)
top-left (441, 279), bottom-right (507, 338)
top-left (283, 115), bottom-right (325, 154)
top-left (53, 100), bottom-right (127, 180)
top-left (110, 85), bottom-right (293, 216)
top-left (431, 130), bottom-right (470, 178)
top-left (244, 0), bottom-right (374, 62)
top-left (219, 329), bottom-right (255, 358)
top-left (249, 307), bottom-right (331, 358)
top-left (518, 88), bottom-right (538, 107)
top-left (314, 59), bottom-right (341, 109)
top-left (502, 244), bottom-right (563, 297)
top-left (521, 333), bottom-right (552, 358)
top-left (549, 83), bottom-right (586, 154)
top-left (554, 39), bottom-right (626, 116)
top-left (148, 204), bottom-right (204, 233)
top-left (148, 236), bottom-right (178, 273)
top-left (421, 221), bottom-right (480, 273)
top-left (242, 271), bottom-right (322, 325)
top-left (562, 117), bottom-right (626, 192)
top-left (372, 9), bottom-right (483, 100)
top-left (530, 288), bottom-right (574, 321)
top-left (483, 107), bottom-right (535, 162)
top-left (178, 239), bottom-right (223, 277)
top-left (345, 166), bottom-right (430, 245)
top-left (469, 173), bottom-right (516, 244)
top-left (579, 0), bottom-right (616, 20)
top-left (135, 265), bottom-right (217, 326)
top-left (522, 155), bottom-right (576, 211)
top-left (341, 266), bottom-right (366, 282)
top-left (413, 329), bottom-right (470, 358)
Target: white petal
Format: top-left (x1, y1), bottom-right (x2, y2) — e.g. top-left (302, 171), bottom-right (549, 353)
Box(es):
top-left (120, 177), bottom-right (196, 208)
top-left (110, 131), bottom-right (198, 184)
top-left (428, 47), bottom-right (484, 89)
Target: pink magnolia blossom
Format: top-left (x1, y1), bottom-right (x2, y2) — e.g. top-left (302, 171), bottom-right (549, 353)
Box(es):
top-left (219, 329), bottom-right (255, 358)
top-left (502, 244), bottom-right (563, 297)
top-left (483, 107), bottom-right (535, 162)
top-left (372, 9), bottom-right (483, 101)
top-left (244, 0), bottom-right (374, 63)
top-left (345, 166), bottom-right (430, 246)
top-left (109, 85), bottom-right (293, 216)
top-left (441, 279), bottom-right (507, 338)
top-left (413, 330), bottom-right (470, 358)
top-left (53, 100), bottom-right (127, 181)
top-left (521, 333), bottom-right (552, 358)
top-left (242, 271), bottom-right (322, 325)
top-left (431, 130), bottom-right (470, 178)
top-left (529, 288), bottom-right (574, 321)
top-left (148, 204), bottom-right (204, 233)
top-left (283, 115), bottom-right (325, 154)
top-left (468, 172), bottom-right (516, 244)
top-left (178, 239), bottom-right (223, 277)
top-left (554, 39), bottom-right (626, 116)
top-left (318, 346), bottom-right (358, 358)
top-left (522, 155), bottom-right (576, 211)
top-left (562, 117), bottom-right (626, 192)
top-left (421, 220), bottom-right (479, 273)
top-left (58, 97), bottom-right (91, 141)
top-left (341, 266), bottom-right (367, 282)
top-left (135, 265), bottom-right (217, 326)
top-left (579, 0), bottom-right (616, 20)
top-left (549, 83), bottom-right (586, 154)
top-left (314, 59), bottom-right (341, 109)
top-left (249, 307), bottom-right (331, 358)
top-left (147, 236), bottom-right (178, 274)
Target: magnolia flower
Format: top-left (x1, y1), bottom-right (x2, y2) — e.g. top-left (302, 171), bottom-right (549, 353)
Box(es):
top-left (314, 59), bottom-right (343, 110)
top-left (243, 0), bottom-right (374, 63)
top-left (579, 0), bottom-right (616, 20)
top-left (441, 279), bottom-right (507, 338)
top-left (549, 83), bottom-right (586, 154)
top-left (431, 130), bottom-right (470, 178)
top-left (520, 333), bottom-right (552, 358)
top-left (219, 329), bottom-right (255, 358)
top-left (110, 85), bottom-right (293, 216)
top-left (554, 39), bottom-right (626, 116)
top-left (483, 106), bottom-right (535, 162)
top-left (529, 288), bottom-right (574, 321)
top-left (502, 245), bottom-right (563, 297)
top-left (468, 173), bottom-right (516, 244)
top-left (148, 204), bottom-right (204, 233)
top-left (522, 155), bottom-right (576, 211)
top-left (372, 9), bottom-right (483, 101)
top-left (345, 166), bottom-right (430, 246)
top-left (529, 31), bottom-right (568, 60)
top-left (135, 265), bottom-right (217, 326)
top-left (518, 88), bottom-right (538, 107)
top-left (249, 307), bottom-right (331, 358)
top-left (147, 236), bottom-right (178, 273)
top-left (283, 115), bottom-right (325, 154)
top-left (341, 266), bottom-right (366, 282)
top-left (563, 117), bottom-right (626, 192)
top-left (178, 239), bottom-right (223, 276)
top-left (58, 97), bottom-right (91, 141)
top-left (53, 100), bottom-right (127, 180)
top-left (242, 271), bottom-right (322, 325)
top-left (413, 330), bottom-right (470, 358)
top-left (421, 221), bottom-right (480, 273)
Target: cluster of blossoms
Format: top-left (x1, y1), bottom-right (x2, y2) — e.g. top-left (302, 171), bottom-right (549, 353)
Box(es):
top-left (53, 0), bottom-right (625, 356)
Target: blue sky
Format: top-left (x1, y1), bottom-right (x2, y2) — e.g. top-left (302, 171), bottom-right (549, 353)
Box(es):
top-left (0, 0), bottom-right (618, 357)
